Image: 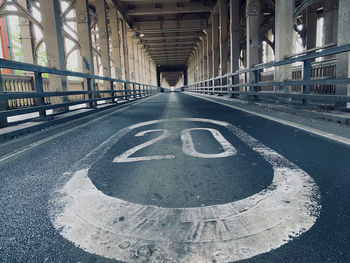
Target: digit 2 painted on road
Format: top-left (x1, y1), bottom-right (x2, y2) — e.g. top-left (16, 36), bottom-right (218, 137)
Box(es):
top-left (49, 118), bottom-right (321, 263)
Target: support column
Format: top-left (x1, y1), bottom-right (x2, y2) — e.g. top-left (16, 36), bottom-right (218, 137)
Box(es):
top-left (324, 1), bottom-right (338, 45)
top-left (305, 6), bottom-right (317, 50)
top-left (76, 0), bottom-right (94, 75)
top-left (126, 30), bottom-right (135, 82)
top-left (75, 0), bottom-right (95, 104)
top-left (203, 34), bottom-right (208, 79)
top-left (246, 0), bottom-right (260, 86)
top-left (206, 28), bottom-right (213, 80)
top-left (141, 47), bottom-right (146, 83)
top-left (230, 0), bottom-right (240, 82)
top-left (199, 41), bottom-right (203, 80)
top-left (336, 0), bottom-right (350, 107)
top-left (96, 0), bottom-right (111, 93)
top-left (133, 39), bottom-right (140, 83)
top-left (196, 46), bottom-right (200, 81)
top-left (137, 43), bottom-right (143, 83)
top-left (274, 0), bottom-right (293, 92)
top-left (121, 20), bottom-right (129, 82)
top-left (109, 4), bottom-right (122, 83)
top-left (18, 0), bottom-right (35, 65)
top-left (39, 0), bottom-right (67, 106)
top-left (212, 14), bottom-right (220, 77)
top-left (219, 0), bottom-right (228, 77)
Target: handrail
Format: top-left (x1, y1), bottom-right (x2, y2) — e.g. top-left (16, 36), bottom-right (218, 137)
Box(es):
top-left (0, 58), bottom-right (160, 126)
top-left (182, 44), bottom-right (350, 106)
top-left (188, 44), bottom-right (350, 85)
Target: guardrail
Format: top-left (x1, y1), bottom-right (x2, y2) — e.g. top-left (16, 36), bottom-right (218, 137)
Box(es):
top-left (0, 59), bottom-right (159, 126)
top-left (183, 44), bottom-right (350, 107)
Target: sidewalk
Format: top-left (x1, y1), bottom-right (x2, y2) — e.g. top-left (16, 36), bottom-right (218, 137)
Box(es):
top-left (185, 92), bottom-right (350, 145)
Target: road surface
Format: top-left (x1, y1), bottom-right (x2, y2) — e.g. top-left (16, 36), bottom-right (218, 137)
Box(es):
top-left (0, 92), bottom-right (349, 262)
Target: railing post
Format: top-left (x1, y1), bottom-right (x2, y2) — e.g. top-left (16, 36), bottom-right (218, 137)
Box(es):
top-left (133, 83), bottom-right (136, 98)
top-left (0, 71), bottom-right (8, 126)
top-left (138, 84), bottom-right (141, 97)
top-left (303, 59), bottom-right (311, 105)
top-left (123, 82), bottom-right (127, 100)
top-left (110, 80), bottom-right (116, 103)
top-left (253, 69), bottom-right (259, 101)
top-left (34, 72), bottom-right (46, 118)
top-left (86, 77), bottom-right (95, 108)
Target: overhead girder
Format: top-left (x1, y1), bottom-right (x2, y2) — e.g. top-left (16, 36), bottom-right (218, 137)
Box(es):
top-left (136, 31), bottom-right (205, 38)
top-left (133, 19), bottom-right (208, 33)
top-left (141, 35), bottom-right (202, 41)
top-left (143, 38), bottom-right (200, 43)
top-left (125, 2), bottom-right (212, 16)
top-left (144, 41), bottom-right (199, 46)
top-left (145, 42), bottom-right (196, 47)
top-left (149, 52), bottom-right (192, 56)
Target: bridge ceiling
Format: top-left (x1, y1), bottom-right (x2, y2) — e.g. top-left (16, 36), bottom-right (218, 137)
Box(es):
top-left (116, 0), bottom-right (216, 85)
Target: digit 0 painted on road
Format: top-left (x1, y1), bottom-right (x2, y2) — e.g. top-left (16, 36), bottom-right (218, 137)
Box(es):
top-left (49, 118), bottom-right (321, 263)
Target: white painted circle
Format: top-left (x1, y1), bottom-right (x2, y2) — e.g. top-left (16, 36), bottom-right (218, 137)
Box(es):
top-left (49, 118), bottom-right (321, 263)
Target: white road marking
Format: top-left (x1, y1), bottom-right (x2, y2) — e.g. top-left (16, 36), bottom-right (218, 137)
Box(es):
top-left (181, 128), bottom-right (236, 158)
top-left (0, 95), bottom-right (159, 163)
top-left (50, 118), bottom-right (321, 263)
top-left (186, 92), bottom-right (350, 146)
top-left (113, 129), bottom-right (175, 163)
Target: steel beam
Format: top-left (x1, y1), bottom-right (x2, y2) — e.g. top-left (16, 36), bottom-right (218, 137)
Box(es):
top-left (39, 0), bottom-right (67, 106)
top-left (96, 0), bottom-right (111, 91)
top-left (126, 2), bottom-right (211, 16)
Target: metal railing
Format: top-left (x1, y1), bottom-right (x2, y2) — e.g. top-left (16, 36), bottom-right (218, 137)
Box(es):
top-left (0, 59), bottom-right (159, 126)
top-left (183, 44), bottom-right (350, 107)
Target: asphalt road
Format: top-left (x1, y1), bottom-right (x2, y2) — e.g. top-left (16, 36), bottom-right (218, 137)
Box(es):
top-left (0, 92), bottom-right (349, 262)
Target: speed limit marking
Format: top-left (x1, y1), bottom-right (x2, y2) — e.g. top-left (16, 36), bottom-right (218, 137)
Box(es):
top-left (50, 118), bottom-right (321, 263)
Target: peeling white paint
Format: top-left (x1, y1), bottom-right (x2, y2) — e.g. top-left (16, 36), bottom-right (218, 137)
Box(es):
top-left (181, 128), bottom-right (236, 158)
top-left (49, 118), bottom-right (321, 263)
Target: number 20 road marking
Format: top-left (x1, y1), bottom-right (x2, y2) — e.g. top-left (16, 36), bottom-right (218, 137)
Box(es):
top-left (113, 127), bottom-right (236, 163)
top-left (51, 118), bottom-right (320, 263)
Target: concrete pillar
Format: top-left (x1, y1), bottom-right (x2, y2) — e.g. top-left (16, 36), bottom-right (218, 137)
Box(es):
top-left (141, 48), bottom-right (146, 83)
top-left (197, 46), bottom-right (200, 81)
top-left (203, 34), bottom-right (208, 79)
top-left (305, 6), bottom-right (317, 50)
top-left (324, 1), bottom-right (338, 45)
top-left (109, 4), bottom-right (122, 83)
top-left (137, 44), bottom-right (143, 83)
top-left (336, 0), bottom-right (350, 107)
top-left (274, 0), bottom-right (294, 92)
top-left (206, 28), bottom-right (213, 80)
top-left (212, 14), bottom-right (220, 77)
top-left (147, 56), bottom-right (152, 84)
top-left (133, 39), bottom-right (140, 83)
top-left (76, 0), bottom-right (94, 75)
top-left (96, 0), bottom-right (111, 92)
top-left (39, 0), bottom-right (67, 106)
top-left (246, 0), bottom-right (260, 85)
top-left (144, 52), bottom-right (148, 84)
top-left (121, 20), bottom-right (129, 82)
top-left (219, 0), bottom-right (228, 77)
top-left (126, 30), bottom-right (135, 97)
top-left (18, 0), bottom-right (35, 65)
top-left (230, 0), bottom-right (240, 83)
top-left (199, 41), bottom-right (203, 80)
top-left (75, 0), bottom-right (95, 103)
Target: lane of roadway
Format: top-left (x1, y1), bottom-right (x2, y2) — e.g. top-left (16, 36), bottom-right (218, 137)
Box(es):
top-left (0, 92), bottom-right (349, 262)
